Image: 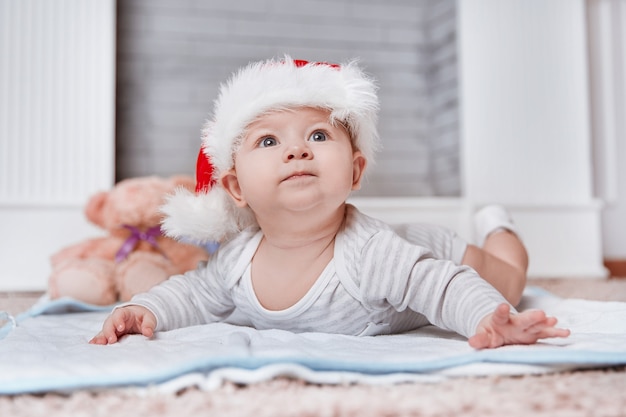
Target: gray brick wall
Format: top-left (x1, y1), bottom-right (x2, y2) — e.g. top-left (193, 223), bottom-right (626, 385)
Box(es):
top-left (425, 0), bottom-right (460, 196)
top-left (116, 0), bottom-right (460, 197)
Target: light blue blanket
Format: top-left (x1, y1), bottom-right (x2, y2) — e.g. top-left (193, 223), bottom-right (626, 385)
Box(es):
top-left (1, 287), bottom-right (625, 395)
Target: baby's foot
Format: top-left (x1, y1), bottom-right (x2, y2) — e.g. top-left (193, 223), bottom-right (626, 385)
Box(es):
top-left (473, 205), bottom-right (520, 246)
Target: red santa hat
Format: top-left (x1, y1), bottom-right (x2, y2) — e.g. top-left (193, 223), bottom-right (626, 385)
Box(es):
top-left (161, 56), bottom-right (380, 243)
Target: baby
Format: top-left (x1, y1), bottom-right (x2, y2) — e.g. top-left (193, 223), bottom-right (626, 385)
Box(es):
top-left (91, 57), bottom-right (569, 349)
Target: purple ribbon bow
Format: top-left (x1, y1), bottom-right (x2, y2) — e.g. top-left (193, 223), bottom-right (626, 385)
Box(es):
top-left (115, 225), bottom-right (168, 263)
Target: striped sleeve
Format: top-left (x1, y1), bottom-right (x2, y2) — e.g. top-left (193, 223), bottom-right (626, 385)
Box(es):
top-left (342, 207), bottom-right (510, 338)
top-left (129, 261), bottom-right (235, 332)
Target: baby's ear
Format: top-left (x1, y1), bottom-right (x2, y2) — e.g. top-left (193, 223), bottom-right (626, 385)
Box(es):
top-left (220, 169), bottom-right (248, 208)
top-left (351, 152), bottom-right (367, 190)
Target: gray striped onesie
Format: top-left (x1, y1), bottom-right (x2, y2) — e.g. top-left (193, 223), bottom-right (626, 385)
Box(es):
top-left (131, 205), bottom-right (509, 339)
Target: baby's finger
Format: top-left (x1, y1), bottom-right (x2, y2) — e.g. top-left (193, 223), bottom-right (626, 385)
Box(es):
top-left (104, 310), bottom-right (131, 343)
top-left (513, 309), bottom-right (548, 330)
top-left (536, 326), bottom-right (571, 340)
top-left (469, 329), bottom-right (504, 349)
top-left (523, 315), bottom-right (558, 334)
top-left (89, 332), bottom-right (108, 345)
top-left (140, 314), bottom-right (156, 338)
top-left (113, 309), bottom-right (133, 333)
top-left (522, 318), bottom-right (570, 341)
top-left (468, 332), bottom-right (490, 349)
top-left (491, 303), bottom-right (512, 325)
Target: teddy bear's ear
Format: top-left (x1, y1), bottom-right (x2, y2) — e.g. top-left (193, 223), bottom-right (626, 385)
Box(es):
top-left (169, 175), bottom-right (196, 192)
top-left (84, 191), bottom-right (109, 226)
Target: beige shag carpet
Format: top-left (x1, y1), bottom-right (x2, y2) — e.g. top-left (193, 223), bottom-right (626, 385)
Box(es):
top-left (1, 278), bottom-right (625, 417)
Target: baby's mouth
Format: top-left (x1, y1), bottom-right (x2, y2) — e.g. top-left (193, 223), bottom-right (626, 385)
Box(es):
top-left (282, 171), bottom-right (315, 182)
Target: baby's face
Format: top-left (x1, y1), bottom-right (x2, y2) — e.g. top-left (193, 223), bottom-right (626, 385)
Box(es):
top-left (225, 107), bottom-right (366, 217)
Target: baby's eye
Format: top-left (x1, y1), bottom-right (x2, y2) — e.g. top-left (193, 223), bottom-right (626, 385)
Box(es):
top-left (309, 131), bottom-right (327, 142)
top-left (259, 137), bottom-right (278, 148)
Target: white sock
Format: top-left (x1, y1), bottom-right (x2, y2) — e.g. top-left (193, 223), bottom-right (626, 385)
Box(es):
top-left (473, 205), bottom-right (520, 246)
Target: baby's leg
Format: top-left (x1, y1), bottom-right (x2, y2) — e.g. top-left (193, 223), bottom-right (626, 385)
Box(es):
top-left (394, 205), bottom-right (528, 306)
top-left (462, 206), bottom-right (528, 306)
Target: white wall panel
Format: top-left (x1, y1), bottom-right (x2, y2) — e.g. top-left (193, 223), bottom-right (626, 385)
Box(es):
top-left (0, 0), bottom-right (116, 290)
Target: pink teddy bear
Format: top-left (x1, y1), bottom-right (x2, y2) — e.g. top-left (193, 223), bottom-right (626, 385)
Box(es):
top-left (48, 176), bottom-right (209, 305)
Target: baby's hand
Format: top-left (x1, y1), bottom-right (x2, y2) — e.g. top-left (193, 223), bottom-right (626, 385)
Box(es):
top-left (89, 305), bottom-right (156, 345)
top-left (469, 303), bottom-right (570, 349)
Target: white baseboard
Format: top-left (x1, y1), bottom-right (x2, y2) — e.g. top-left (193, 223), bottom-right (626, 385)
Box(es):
top-left (0, 207), bottom-right (103, 291)
top-left (349, 197), bottom-right (608, 279)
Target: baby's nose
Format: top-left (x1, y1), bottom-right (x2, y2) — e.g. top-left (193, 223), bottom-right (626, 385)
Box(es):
top-left (284, 144), bottom-right (312, 161)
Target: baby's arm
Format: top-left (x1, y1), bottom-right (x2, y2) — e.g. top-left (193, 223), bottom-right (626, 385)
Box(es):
top-left (89, 305), bottom-right (156, 345)
top-left (468, 303), bottom-right (570, 349)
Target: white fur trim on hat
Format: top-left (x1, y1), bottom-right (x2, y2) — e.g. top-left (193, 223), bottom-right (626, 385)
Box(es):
top-left (161, 56), bottom-right (380, 243)
top-left (161, 186), bottom-right (256, 243)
